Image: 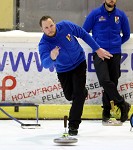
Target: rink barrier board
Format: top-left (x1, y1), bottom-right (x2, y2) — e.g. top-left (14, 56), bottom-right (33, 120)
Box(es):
top-left (0, 104), bottom-right (132, 120)
top-left (0, 31), bottom-right (133, 118)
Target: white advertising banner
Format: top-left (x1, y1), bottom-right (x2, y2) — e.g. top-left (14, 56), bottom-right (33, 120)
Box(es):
top-left (0, 31), bottom-right (133, 104)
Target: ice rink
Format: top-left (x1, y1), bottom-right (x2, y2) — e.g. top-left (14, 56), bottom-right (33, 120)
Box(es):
top-left (0, 119), bottom-right (133, 150)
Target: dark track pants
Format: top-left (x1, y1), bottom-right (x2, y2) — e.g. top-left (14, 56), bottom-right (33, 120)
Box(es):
top-left (57, 60), bottom-right (87, 129)
top-left (93, 53), bottom-right (124, 110)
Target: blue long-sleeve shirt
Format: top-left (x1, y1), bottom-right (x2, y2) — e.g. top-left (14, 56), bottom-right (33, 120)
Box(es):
top-left (39, 20), bottom-right (100, 72)
top-left (83, 4), bottom-right (130, 54)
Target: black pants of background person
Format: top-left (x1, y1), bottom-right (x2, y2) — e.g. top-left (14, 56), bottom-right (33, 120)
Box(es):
top-left (93, 53), bottom-right (124, 110)
top-left (57, 60), bottom-right (87, 129)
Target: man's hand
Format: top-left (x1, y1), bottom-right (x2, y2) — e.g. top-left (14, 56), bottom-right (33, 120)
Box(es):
top-left (50, 46), bottom-right (60, 61)
top-left (96, 48), bottom-right (113, 60)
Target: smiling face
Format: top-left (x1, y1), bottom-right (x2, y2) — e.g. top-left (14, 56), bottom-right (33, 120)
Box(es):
top-left (41, 18), bottom-right (56, 37)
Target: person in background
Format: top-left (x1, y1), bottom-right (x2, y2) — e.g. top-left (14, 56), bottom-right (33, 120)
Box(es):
top-left (38, 15), bottom-right (112, 135)
top-left (83, 0), bottom-right (131, 125)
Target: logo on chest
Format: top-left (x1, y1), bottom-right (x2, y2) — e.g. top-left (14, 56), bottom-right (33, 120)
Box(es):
top-left (115, 16), bottom-right (120, 24)
top-left (66, 34), bottom-right (72, 41)
top-left (99, 16), bottom-right (106, 22)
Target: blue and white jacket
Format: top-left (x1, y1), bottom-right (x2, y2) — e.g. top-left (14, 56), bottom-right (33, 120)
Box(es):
top-left (83, 4), bottom-right (130, 54)
top-left (39, 20), bottom-right (100, 73)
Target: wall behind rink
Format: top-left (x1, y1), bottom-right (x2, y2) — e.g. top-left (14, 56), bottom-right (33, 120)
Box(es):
top-left (0, 31), bottom-right (133, 106)
top-left (17, 0), bottom-right (133, 32)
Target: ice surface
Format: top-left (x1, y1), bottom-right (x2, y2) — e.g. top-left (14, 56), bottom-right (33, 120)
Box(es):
top-left (0, 120), bottom-right (133, 150)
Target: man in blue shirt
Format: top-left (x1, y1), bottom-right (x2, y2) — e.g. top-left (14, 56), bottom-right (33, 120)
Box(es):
top-left (38, 16), bottom-right (112, 135)
top-left (83, 0), bottom-right (131, 125)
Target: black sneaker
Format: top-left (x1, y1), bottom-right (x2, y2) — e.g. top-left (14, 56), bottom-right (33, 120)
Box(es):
top-left (68, 127), bottom-right (78, 136)
top-left (118, 101), bottom-right (131, 122)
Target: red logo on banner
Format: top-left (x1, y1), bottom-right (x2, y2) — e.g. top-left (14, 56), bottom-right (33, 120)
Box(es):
top-left (0, 76), bottom-right (17, 101)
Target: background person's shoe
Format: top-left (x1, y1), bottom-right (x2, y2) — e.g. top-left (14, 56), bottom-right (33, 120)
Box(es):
top-left (118, 101), bottom-right (131, 122)
top-left (102, 118), bottom-right (122, 126)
